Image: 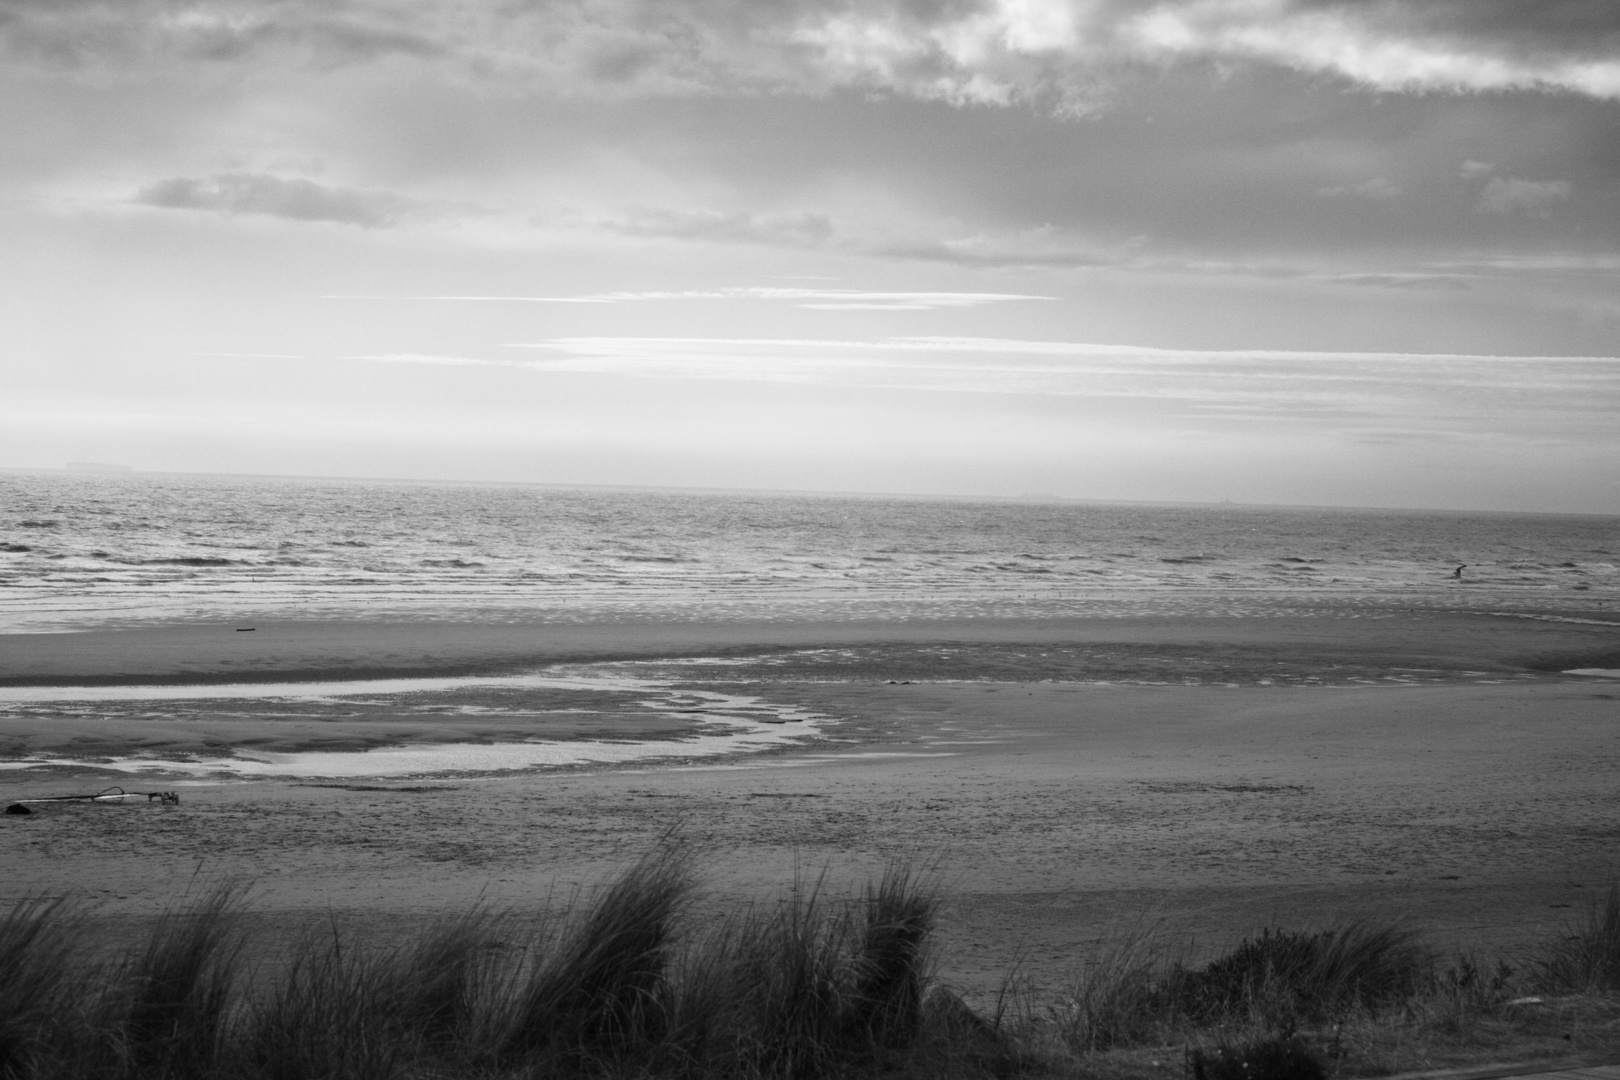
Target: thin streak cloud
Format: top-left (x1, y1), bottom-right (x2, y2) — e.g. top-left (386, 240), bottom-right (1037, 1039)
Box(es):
top-left (348, 353), bottom-right (523, 366)
top-left (196, 351), bottom-right (310, 360)
top-left (324, 288), bottom-right (1054, 310)
top-left (488, 336), bottom-right (1620, 438)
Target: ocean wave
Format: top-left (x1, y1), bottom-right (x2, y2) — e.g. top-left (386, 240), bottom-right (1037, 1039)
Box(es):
top-left (0, 473), bottom-right (1615, 634)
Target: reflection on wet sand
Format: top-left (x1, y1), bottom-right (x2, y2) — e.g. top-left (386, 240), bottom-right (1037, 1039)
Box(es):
top-left (0, 674), bottom-right (834, 778)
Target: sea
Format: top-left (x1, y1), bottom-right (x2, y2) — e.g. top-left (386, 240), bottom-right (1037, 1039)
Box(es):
top-left (2, 471), bottom-right (1616, 779)
top-left (2, 470), bottom-right (1615, 635)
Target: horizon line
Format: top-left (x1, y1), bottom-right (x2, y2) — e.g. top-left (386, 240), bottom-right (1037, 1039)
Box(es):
top-left (2, 464), bottom-right (1614, 520)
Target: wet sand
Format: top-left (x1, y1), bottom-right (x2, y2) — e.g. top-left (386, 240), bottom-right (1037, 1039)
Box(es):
top-left (2, 610), bottom-right (1618, 1006)
top-left (3, 605), bottom-right (1617, 687)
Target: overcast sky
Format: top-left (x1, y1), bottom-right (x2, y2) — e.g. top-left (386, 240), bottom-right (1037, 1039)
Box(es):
top-left (3, 0), bottom-right (1618, 511)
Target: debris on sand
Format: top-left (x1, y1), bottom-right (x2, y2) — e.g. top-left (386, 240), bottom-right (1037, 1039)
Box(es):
top-left (7, 786), bottom-right (179, 811)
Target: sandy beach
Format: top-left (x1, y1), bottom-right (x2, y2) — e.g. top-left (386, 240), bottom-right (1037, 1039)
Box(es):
top-left (3, 608), bottom-right (1618, 1006)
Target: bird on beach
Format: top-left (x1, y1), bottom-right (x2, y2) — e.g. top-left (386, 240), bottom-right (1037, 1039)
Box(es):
top-left (1453, 564), bottom-right (1466, 579)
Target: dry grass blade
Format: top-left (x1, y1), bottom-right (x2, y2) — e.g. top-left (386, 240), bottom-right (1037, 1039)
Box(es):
top-left (1059, 923), bottom-right (1171, 1054)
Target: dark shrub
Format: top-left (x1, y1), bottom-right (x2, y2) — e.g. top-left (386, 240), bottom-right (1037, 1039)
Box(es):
top-left (1176, 923), bottom-right (1428, 1023)
top-left (1190, 1034), bottom-right (1328, 1080)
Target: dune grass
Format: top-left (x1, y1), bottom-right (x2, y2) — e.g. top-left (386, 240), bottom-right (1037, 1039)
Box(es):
top-left (1052, 923), bottom-right (1168, 1054)
top-left (0, 896), bottom-right (82, 1080)
top-left (1, 861), bottom-right (1616, 1080)
top-left (0, 849), bottom-right (950, 1080)
top-left (113, 882), bottom-right (243, 1080)
top-left (1538, 885), bottom-right (1620, 994)
top-left (500, 845), bottom-right (687, 1070)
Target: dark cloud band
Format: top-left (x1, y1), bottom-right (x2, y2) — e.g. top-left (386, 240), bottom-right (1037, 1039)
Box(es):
top-left (133, 172), bottom-right (410, 227)
top-left (7, 0), bottom-right (1619, 104)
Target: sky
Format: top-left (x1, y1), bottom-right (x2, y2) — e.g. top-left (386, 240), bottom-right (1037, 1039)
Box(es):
top-left (2, 0), bottom-right (1618, 512)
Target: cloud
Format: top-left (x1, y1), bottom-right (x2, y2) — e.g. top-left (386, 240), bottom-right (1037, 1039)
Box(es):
top-left (497, 335), bottom-right (1620, 439)
top-left (603, 208), bottom-right (835, 247)
top-left (872, 235), bottom-right (1116, 270)
top-left (1432, 253), bottom-right (1620, 272)
top-left (133, 172), bottom-right (410, 226)
top-left (1358, 1), bottom-right (1620, 57)
top-left (1116, 0), bottom-right (1620, 100)
top-left (701, 288), bottom-right (1053, 310)
top-left (1474, 176), bottom-right (1573, 215)
top-left (8, 1), bottom-right (1620, 109)
top-left (195, 350), bottom-right (310, 359)
top-left (325, 287), bottom-right (1054, 311)
top-left (593, 209), bottom-right (1130, 271)
top-left (0, 1), bottom-right (444, 71)
top-left (349, 352), bottom-right (520, 366)
top-left (1314, 273), bottom-right (1473, 291)
top-left (1315, 177), bottom-right (1402, 200)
